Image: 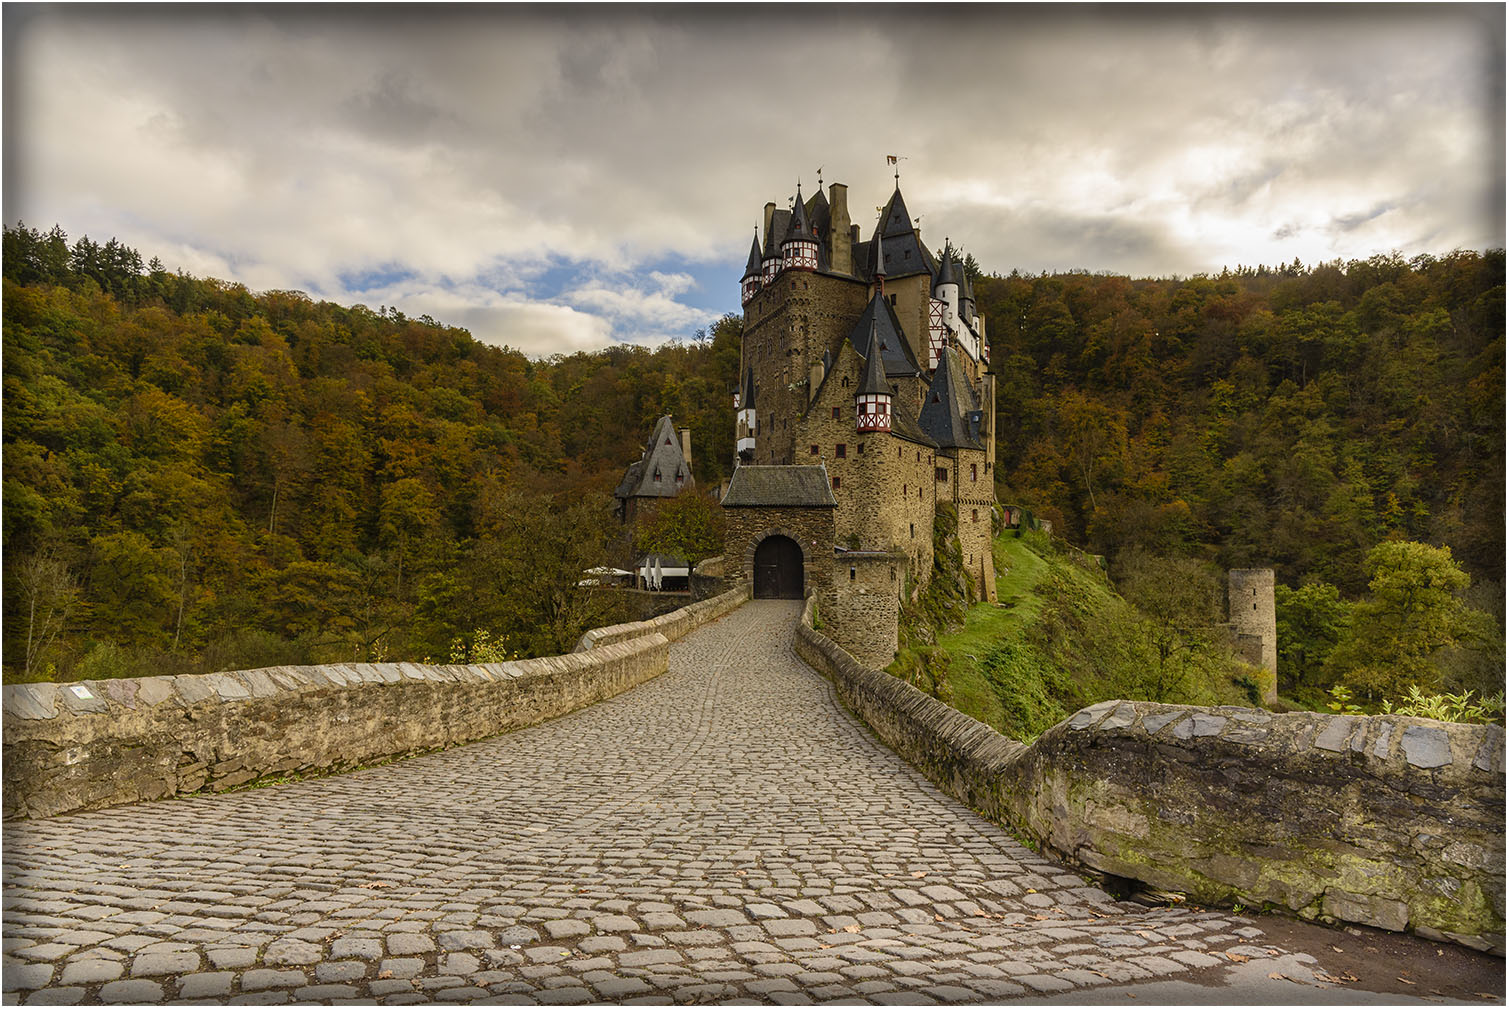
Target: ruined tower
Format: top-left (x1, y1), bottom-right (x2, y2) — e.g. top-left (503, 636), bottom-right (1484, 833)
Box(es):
top-left (1228, 568), bottom-right (1277, 705)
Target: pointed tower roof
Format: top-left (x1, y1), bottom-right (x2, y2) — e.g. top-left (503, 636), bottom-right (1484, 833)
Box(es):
top-left (857, 330), bottom-right (890, 397)
top-left (848, 291), bottom-right (921, 378)
top-left (743, 231), bottom-right (762, 279)
top-left (933, 242), bottom-right (957, 292)
top-left (786, 187), bottom-right (814, 243)
top-left (867, 186), bottom-right (932, 280)
top-left (740, 366), bottom-right (756, 410)
top-left (917, 347), bottom-right (983, 449)
top-left (807, 186), bottom-right (830, 237)
top-left (764, 209), bottom-right (791, 257)
top-left (615, 415), bottom-right (694, 501)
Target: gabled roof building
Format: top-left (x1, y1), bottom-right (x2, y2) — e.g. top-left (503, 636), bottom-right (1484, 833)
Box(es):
top-left (723, 172), bottom-right (998, 667)
top-left (614, 415), bottom-right (694, 525)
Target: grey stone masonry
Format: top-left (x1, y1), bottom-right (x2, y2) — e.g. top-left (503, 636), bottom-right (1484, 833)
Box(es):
top-left (7, 600), bottom-right (1283, 1004)
top-left (795, 596), bottom-right (1506, 953)
top-left (3, 586), bottom-right (747, 820)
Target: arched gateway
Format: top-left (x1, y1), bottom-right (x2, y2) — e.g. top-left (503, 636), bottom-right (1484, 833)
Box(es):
top-left (753, 535), bottom-right (804, 599)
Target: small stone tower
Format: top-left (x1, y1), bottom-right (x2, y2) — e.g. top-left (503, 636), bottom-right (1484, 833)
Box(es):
top-left (1228, 568), bottom-right (1277, 705)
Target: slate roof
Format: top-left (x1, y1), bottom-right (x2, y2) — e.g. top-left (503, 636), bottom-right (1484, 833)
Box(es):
top-left (614, 415), bottom-right (693, 500)
top-left (721, 465), bottom-right (837, 507)
top-left (867, 187), bottom-right (935, 280)
top-left (764, 209), bottom-right (791, 258)
top-left (933, 243), bottom-right (957, 292)
top-left (857, 333), bottom-right (890, 397)
top-left (891, 408), bottom-right (939, 449)
top-left (786, 190), bottom-right (815, 244)
top-left (917, 347), bottom-right (983, 450)
top-left (743, 232), bottom-right (762, 278)
top-left (848, 291), bottom-right (922, 378)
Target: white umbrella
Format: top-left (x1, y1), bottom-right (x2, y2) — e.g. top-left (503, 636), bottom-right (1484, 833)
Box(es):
top-left (654, 556), bottom-right (664, 591)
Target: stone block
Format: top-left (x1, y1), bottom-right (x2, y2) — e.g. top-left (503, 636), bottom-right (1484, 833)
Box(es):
top-left (1402, 725), bottom-right (1452, 768)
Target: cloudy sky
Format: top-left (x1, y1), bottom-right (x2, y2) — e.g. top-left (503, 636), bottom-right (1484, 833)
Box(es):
top-left (4, 5), bottom-right (1503, 355)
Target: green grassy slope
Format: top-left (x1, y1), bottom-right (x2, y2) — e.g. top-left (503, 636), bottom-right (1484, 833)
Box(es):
top-left (890, 528), bottom-right (1249, 741)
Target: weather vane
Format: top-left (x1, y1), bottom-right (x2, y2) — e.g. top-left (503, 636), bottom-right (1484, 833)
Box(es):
top-left (886, 154), bottom-right (907, 184)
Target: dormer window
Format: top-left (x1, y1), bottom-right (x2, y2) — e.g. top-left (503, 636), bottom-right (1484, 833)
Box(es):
top-left (653, 469), bottom-right (662, 482)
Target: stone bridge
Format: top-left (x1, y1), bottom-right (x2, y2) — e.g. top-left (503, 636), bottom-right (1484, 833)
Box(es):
top-left (2, 601), bottom-right (1501, 1005)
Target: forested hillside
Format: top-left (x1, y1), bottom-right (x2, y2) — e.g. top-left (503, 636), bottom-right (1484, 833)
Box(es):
top-left (975, 252), bottom-right (1504, 597)
top-left (3, 223), bottom-right (1503, 701)
top-left (2, 224), bottom-right (741, 681)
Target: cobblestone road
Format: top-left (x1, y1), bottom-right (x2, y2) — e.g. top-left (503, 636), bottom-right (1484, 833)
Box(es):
top-left (5, 601), bottom-right (1299, 1005)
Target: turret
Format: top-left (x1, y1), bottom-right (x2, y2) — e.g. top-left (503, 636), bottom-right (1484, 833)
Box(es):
top-left (761, 203), bottom-right (782, 284)
top-left (736, 366), bottom-right (757, 462)
top-left (933, 242), bottom-right (959, 333)
top-left (741, 230), bottom-right (763, 306)
top-left (959, 260), bottom-right (976, 325)
top-left (855, 322), bottom-right (892, 433)
top-left (782, 187), bottom-right (819, 272)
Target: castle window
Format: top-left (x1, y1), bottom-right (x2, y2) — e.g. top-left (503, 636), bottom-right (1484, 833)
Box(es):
top-left (888, 294), bottom-right (897, 306)
top-left (831, 407), bottom-right (840, 420)
top-left (666, 438), bottom-right (673, 446)
top-left (836, 444), bottom-right (846, 458)
top-left (849, 566), bottom-right (856, 581)
top-left (653, 469), bottom-right (662, 482)
top-left (810, 444), bottom-right (818, 455)
top-left (902, 484), bottom-right (906, 497)
top-left (1254, 603), bottom-right (1258, 611)
top-left (832, 476), bottom-right (841, 490)
top-left (842, 376), bottom-right (849, 388)
top-left (972, 509), bottom-right (978, 522)
top-left (910, 523), bottom-right (915, 539)
top-left (856, 442), bottom-right (864, 455)
top-left (971, 463), bottom-right (978, 482)
top-left (918, 486), bottom-right (922, 499)
top-left (935, 467), bottom-right (947, 482)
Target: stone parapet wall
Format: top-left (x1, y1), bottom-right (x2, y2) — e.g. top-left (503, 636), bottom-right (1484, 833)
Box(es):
top-left (4, 633), bottom-right (670, 821)
top-left (794, 596), bottom-right (1506, 953)
top-left (574, 583), bottom-right (749, 652)
top-left (690, 555), bottom-right (729, 601)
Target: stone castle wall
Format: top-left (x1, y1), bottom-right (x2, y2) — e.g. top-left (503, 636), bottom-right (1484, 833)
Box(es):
top-left (794, 595), bottom-right (1506, 953)
top-left (3, 588), bottom-right (748, 821)
top-left (741, 271), bottom-right (869, 466)
top-left (722, 505), bottom-right (836, 597)
top-left (796, 349), bottom-right (935, 582)
top-left (827, 552), bottom-right (904, 668)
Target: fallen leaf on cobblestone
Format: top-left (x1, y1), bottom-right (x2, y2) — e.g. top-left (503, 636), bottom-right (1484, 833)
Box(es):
top-left (843, 925), bottom-right (861, 933)
top-left (378, 971), bottom-right (393, 980)
top-left (359, 881), bottom-right (393, 889)
top-left (1226, 952), bottom-right (1250, 963)
top-left (1025, 888), bottom-right (1037, 893)
top-left (1136, 930), bottom-right (1156, 938)
top-left (1397, 977), bottom-right (1415, 985)
top-left (911, 871), bottom-right (927, 878)
top-left (934, 915), bottom-right (944, 922)
top-left (1330, 945), bottom-right (1343, 953)
top-left (1268, 972), bottom-right (1288, 981)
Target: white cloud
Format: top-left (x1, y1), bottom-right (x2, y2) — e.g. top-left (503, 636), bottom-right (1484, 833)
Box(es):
top-left (3, 4), bottom-right (1501, 338)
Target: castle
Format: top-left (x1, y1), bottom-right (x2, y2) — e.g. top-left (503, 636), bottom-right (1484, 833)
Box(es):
top-left (720, 174), bottom-right (998, 665)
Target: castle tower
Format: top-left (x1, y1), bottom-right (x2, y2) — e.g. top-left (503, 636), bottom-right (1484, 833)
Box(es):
top-left (1228, 568), bottom-right (1278, 706)
top-left (855, 327), bottom-right (892, 433)
top-left (782, 187), bottom-right (819, 272)
top-left (741, 230), bottom-right (763, 306)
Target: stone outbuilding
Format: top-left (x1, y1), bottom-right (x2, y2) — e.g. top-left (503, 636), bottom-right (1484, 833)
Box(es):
top-left (614, 415), bottom-right (694, 525)
top-left (720, 465), bottom-right (836, 600)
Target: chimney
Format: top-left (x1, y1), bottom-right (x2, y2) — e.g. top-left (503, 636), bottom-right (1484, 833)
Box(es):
top-left (762, 202), bottom-right (777, 252)
top-left (828, 183), bottom-right (851, 276)
top-left (679, 427), bottom-right (692, 470)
